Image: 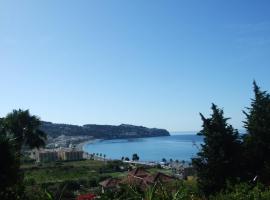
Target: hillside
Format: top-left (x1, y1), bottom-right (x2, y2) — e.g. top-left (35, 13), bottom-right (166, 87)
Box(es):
top-left (40, 121), bottom-right (170, 139)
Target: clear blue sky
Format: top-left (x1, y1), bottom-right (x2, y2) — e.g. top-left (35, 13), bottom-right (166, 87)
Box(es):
top-left (1, 0), bottom-right (270, 131)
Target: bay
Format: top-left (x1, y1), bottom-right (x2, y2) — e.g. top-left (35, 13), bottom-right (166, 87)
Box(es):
top-left (83, 132), bottom-right (203, 162)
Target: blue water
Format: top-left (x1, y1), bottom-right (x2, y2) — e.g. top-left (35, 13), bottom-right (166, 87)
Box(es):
top-left (83, 133), bottom-right (203, 162)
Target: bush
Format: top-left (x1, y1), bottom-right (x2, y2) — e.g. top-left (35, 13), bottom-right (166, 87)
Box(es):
top-left (210, 183), bottom-right (270, 200)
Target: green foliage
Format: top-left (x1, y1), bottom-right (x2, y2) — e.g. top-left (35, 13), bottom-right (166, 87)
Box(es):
top-left (99, 180), bottom-right (270, 200)
top-left (41, 122), bottom-right (170, 139)
top-left (0, 184), bottom-right (27, 200)
top-left (124, 157), bottom-right (130, 161)
top-left (0, 134), bottom-right (21, 191)
top-left (0, 110), bottom-right (47, 198)
top-left (242, 81), bottom-right (270, 183)
top-left (132, 153), bottom-right (140, 161)
top-left (100, 180), bottom-right (201, 200)
top-left (192, 104), bottom-right (242, 196)
top-left (210, 183), bottom-right (270, 200)
top-left (3, 109), bottom-right (47, 150)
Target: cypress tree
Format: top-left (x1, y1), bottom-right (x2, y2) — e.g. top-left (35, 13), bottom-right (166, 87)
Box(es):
top-left (242, 81), bottom-right (270, 183)
top-left (192, 104), bottom-right (241, 196)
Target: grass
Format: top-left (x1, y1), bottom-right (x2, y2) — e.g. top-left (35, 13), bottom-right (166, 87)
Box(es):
top-left (22, 159), bottom-right (175, 185)
top-left (22, 160), bottom-right (106, 184)
top-left (147, 167), bottom-right (173, 175)
top-left (107, 171), bottom-right (128, 178)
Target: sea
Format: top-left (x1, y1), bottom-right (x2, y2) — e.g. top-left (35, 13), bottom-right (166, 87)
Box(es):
top-left (83, 132), bottom-right (203, 162)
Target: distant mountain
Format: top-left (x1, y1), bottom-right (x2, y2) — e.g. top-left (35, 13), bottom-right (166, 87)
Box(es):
top-left (40, 121), bottom-right (170, 139)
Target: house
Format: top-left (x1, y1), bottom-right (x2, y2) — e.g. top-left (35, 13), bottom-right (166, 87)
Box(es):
top-left (120, 175), bottom-right (148, 190)
top-left (99, 167), bottom-right (175, 192)
top-left (128, 167), bottom-right (150, 178)
top-left (144, 172), bottom-right (175, 185)
top-left (99, 178), bottom-right (121, 193)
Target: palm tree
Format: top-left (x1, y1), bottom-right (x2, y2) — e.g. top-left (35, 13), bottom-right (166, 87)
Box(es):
top-left (4, 109), bottom-right (47, 150)
top-left (0, 110), bottom-right (47, 199)
top-left (132, 153), bottom-right (139, 161)
top-left (125, 157), bottom-right (130, 161)
top-left (0, 134), bottom-right (20, 192)
top-left (181, 160), bottom-right (186, 166)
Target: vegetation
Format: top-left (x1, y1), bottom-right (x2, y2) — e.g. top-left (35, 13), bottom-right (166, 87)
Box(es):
top-left (192, 81), bottom-right (270, 197)
top-left (210, 183), bottom-right (270, 200)
top-left (1, 81), bottom-right (270, 199)
top-left (0, 109), bottom-right (47, 199)
top-left (242, 81), bottom-right (270, 184)
top-left (192, 104), bottom-right (242, 196)
top-left (4, 109), bottom-right (47, 150)
top-left (99, 181), bottom-right (270, 200)
top-left (41, 122), bottom-right (170, 139)
top-left (0, 134), bottom-right (20, 195)
top-left (132, 153), bottom-right (140, 161)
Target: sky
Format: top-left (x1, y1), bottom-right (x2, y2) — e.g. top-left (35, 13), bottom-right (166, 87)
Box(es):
top-left (0, 0), bottom-right (270, 132)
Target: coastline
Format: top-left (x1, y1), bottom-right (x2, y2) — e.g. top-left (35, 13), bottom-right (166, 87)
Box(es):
top-left (76, 139), bottom-right (99, 151)
top-left (80, 134), bottom-right (200, 162)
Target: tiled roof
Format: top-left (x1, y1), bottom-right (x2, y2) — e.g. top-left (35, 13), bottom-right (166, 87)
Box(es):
top-left (99, 168), bottom-right (175, 191)
top-left (120, 175), bottom-right (148, 190)
top-left (121, 175), bottom-right (143, 185)
top-left (144, 172), bottom-right (175, 184)
top-left (99, 178), bottom-right (120, 188)
top-left (128, 167), bottom-right (150, 178)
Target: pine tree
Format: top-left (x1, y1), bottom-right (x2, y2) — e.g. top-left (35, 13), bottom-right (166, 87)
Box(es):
top-left (242, 81), bottom-right (270, 183)
top-left (192, 104), bottom-right (241, 196)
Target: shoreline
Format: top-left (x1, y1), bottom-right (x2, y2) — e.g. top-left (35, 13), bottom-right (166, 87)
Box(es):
top-left (76, 139), bottom-right (99, 151)
top-left (79, 134), bottom-right (199, 162)
top-left (77, 135), bottom-right (173, 151)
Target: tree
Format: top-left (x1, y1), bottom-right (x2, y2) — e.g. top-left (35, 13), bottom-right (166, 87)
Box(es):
top-left (3, 109), bottom-right (46, 151)
top-left (192, 104), bottom-right (242, 196)
top-left (132, 153), bottom-right (139, 161)
top-left (162, 158), bottom-right (167, 163)
top-left (0, 110), bottom-right (47, 199)
top-left (0, 134), bottom-right (20, 192)
top-left (0, 119), bottom-right (24, 199)
top-left (242, 81), bottom-right (270, 183)
top-left (125, 157), bottom-right (130, 161)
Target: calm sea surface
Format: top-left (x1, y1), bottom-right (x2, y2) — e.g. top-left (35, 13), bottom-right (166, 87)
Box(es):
top-left (83, 133), bottom-right (203, 162)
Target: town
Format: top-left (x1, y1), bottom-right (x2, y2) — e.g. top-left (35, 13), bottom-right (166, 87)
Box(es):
top-left (21, 143), bottom-right (195, 199)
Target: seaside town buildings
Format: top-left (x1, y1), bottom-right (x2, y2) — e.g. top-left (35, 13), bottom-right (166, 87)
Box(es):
top-left (35, 149), bottom-right (58, 162)
top-left (59, 149), bottom-right (84, 161)
top-left (31, 148), bottom-right (84, 162)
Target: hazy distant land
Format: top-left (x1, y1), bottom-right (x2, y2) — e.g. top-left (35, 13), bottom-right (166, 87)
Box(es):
top-left (40, 121), bottom-right (170, 140)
